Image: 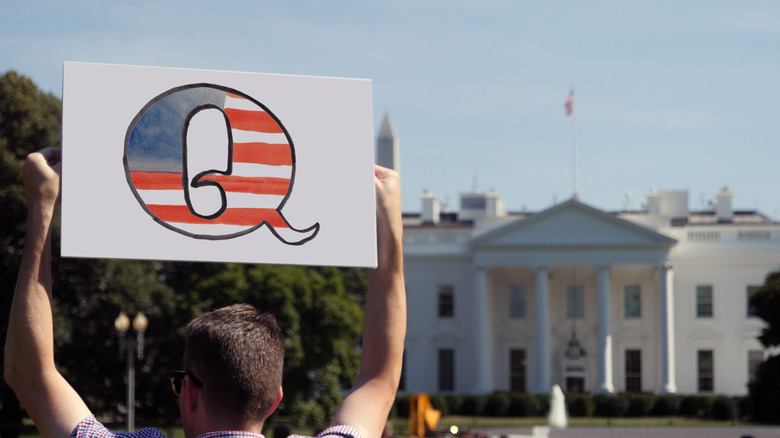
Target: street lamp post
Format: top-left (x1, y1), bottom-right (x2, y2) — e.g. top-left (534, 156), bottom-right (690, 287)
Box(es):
top-left (114, 311), bottom-right (148, 432)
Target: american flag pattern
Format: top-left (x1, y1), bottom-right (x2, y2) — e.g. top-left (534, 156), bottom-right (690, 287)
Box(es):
top-left (125, 84), bottom-right (319, 243)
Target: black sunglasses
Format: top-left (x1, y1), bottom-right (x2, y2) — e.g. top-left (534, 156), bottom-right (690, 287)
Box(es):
top-left (170, 370), bottom-right (203, 396)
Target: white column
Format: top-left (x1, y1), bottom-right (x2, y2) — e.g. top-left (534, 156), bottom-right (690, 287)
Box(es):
top-left (597, 265), bottom-right (615, 393)
top-left (534, 266), bottom-right (551, 394)
top-left (659, 261), bottom-right (677, 394)
top-left (473, 266), bottom-right (492, 393)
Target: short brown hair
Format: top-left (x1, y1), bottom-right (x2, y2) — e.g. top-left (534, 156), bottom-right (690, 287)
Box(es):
top-left (183, 304), bottom-right (284, 425)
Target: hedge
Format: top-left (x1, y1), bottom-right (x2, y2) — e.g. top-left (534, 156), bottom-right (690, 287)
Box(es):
top-left (392, 392), bottom-right (749, 420)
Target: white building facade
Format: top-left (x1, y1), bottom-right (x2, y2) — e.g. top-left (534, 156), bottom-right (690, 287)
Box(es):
top-left (401, 188), bottom-right (779, 396)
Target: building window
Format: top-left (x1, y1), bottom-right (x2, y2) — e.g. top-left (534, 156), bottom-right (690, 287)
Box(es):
top-left (625, 350), bottom-right (642, 392)
top-left (624, 285), bottom-right (641, 319)
top-left (438, 349), bottom-right (455, 391)
top-left (747, 285), bottom-right (761, 318)
top-left (509, 285), bottom-right (526, 319)
top-left (696, 285), bottom-right (713, 318)
top-left (438, 285), bottom-right (454, 318)
top-left (566, 285), bottom-right (584, 319)
top-left (748, 350), bottom-right (764, 383)
top-left (566, 377), bottom-right (585, 393)
top-left (698, 350), bottom-right (714, 393)
top-left (509, 349), bottom-right (527, 392)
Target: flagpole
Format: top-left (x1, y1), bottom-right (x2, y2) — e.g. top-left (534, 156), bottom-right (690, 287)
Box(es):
top-left (571, 80), bottom-right (578, 200)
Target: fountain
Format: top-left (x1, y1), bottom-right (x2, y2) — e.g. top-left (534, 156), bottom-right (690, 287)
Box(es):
top-left (548, 384), bottom-right (567, 428)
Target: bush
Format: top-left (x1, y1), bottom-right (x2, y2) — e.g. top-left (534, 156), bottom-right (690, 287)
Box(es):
top-left (593, 394), bottom-right (628, 417)
top-left (622, 393), bottom-right (656, 417)
top-left (508, 393), bottom-right (541, 417)
top-left (484, 394), bottom-right (511, 417)
top-left (735, 395), bottom-right (750, 419)
top-left (461, 395), bottom-right (488, 416)
top-left (393, 394), bottom-right (410, 418)
top-left (446, 394), bottom-right (465, 416)
top-left (429, 394), bottom-right (449, 416)
top-left (749, 354), bottom-right (780, 423)
top-left (567, 394), bottom-right (594, 417)
top-left (712, 396), bottom-right (738, 420)
top-left (679, 395), bottom-right (714, 418)
top-left (536, 394), bottom-right (551, 417)
top-left (650, 395), bottom-right (681, 416)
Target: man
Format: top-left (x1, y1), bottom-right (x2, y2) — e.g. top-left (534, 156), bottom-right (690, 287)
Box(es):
top-left (4, 147), bottom-right (406, 438)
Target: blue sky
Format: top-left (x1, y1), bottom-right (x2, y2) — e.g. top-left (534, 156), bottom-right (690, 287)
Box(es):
top-left (2, 1), bottom-right (778, 218)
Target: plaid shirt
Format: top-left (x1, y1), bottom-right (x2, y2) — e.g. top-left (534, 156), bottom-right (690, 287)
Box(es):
top-left (71, 416), bottom-right (361, 438)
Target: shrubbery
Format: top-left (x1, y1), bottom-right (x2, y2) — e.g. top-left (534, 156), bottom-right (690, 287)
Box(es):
top-left (508, 393), bottom-right (541, 416)
top-left (593, 394), bottom-right (628, 417)
top-left (392, 392), bottom-right (750, 420)
top-left (650, 395), bottom-right (681, 416)
top-left (567, 394), bottom-right (595, 417)
top-left (711, 396), bottom-right (738, 421)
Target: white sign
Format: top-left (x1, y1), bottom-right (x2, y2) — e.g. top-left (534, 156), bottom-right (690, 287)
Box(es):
top-left (61, 62), bottom-right (377, 267)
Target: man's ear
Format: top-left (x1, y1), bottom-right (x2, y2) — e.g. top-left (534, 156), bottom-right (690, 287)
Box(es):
top-left (184, 375), bottom-right (201, 414)
top-left (265, 387), bottom-right (284, 419)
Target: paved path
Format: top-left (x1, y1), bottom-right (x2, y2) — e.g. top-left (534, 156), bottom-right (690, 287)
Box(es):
top-left (473, 425), bottom-right (780, 438)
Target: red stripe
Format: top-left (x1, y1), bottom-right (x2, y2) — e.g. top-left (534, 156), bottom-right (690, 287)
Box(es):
top-left (146, 205), bottom-right (287, 227)
top-left (131, 172), bottom-right (183, 190)
top-left (198, 175), bottom-right (290, 196)
top-left (233, 142), bottom-right (293, 166)
top-left (224, 108), bottom-right (283, 133)
top-left (131, 172), bottom-right (289, 196)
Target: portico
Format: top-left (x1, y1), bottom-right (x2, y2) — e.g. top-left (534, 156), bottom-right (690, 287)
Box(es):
top-left (469, 199), bottom-right (677, 394)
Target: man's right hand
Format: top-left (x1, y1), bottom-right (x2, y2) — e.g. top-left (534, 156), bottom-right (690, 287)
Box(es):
top-left (22, 147), bottom-right (62, 214)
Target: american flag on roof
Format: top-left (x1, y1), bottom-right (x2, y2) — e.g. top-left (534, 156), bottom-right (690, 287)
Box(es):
top-left (564, 90), bottom-right (574, 116)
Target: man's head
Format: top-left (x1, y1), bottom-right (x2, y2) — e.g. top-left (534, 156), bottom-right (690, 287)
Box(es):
top-left (182, 304), bottom-right (284, 428)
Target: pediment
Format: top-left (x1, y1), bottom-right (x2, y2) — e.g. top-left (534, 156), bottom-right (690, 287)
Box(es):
top-left (471, 198), bottom-right (676, 249)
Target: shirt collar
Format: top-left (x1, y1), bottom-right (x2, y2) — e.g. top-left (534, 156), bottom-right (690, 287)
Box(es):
top-left (197, 431), bottom-right (265, 438)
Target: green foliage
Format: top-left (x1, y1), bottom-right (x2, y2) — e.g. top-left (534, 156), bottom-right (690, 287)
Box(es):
top-left (508, 393), bottom-right (541, 417)
top-left (393, 394), bottom-right (411, 418)
top-left (735, 395), bottom-right (750, 419)
top-left (748, 354), bottom-right (780, 423)
top-left (750, 269), bottom-right (780, 348)
top-left (428, 394), bottom-right (449, 416)
top-left (650, 395), bottom-right (681, 416)
top-left (157, 262), bottom-right (364, 422)
top-left (592, 394), bottom-right (628, 417)
top-left (445, 394), bottom-right (464, 416)
top-left (536, 394), bottom-right (550, 417)
top-left (566, 393), bottom-right (594, 417)
top-left (748, 268), bottom-right (780, 423)
top-left (622, 393), bottom-right (656, 417)
top-left (461, 395), bottom-right (488, 416)
top-left (483, 394), bottom-right (511, 417)
top-left (679, 395), bottom-right (714, 418)
top-left (711, 396), bottom-right (737, 421)
top-left (0, 71), bottom-right (369, 428)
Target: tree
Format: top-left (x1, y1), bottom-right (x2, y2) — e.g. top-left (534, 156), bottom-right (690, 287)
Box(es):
top-left (748, 268), bottom-right (780, 423)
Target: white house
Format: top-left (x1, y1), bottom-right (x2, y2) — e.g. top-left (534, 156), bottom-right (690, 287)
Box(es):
top-left (374, 113), bottom-right (779, 397)
top-left (400, 186), bottom-right (779, 396)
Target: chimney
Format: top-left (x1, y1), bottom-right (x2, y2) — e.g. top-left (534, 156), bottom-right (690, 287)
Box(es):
top-left (421, 189), bottom-right (439, 224)
top-left (646, 188), bottom-right (660, 215)
top-left (716, 185), bottom-right (733, 223)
